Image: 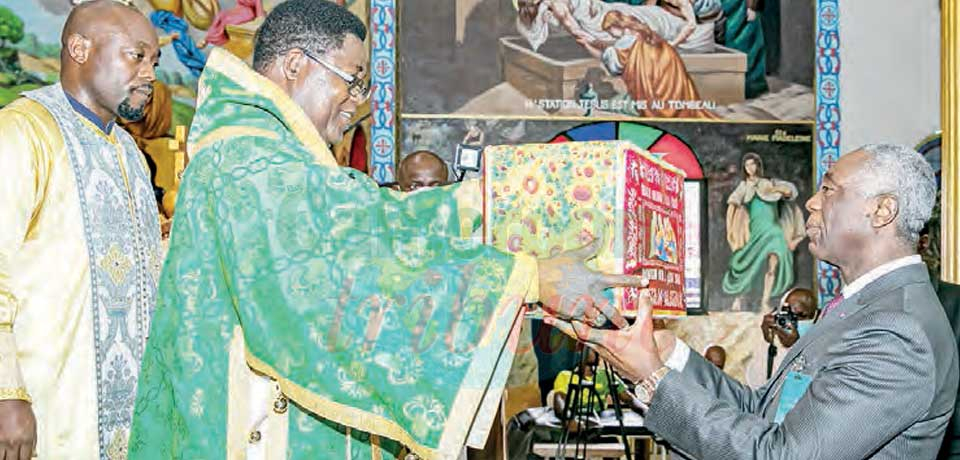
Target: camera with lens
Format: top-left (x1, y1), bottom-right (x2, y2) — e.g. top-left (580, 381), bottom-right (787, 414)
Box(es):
top-left (773, 304), bottom-right (798, 330)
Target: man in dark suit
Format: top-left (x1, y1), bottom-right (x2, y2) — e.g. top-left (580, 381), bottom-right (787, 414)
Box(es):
top-left (547, 143), bottom-right (959, 459)
top-left (941, 279), bottom-right (960, 459)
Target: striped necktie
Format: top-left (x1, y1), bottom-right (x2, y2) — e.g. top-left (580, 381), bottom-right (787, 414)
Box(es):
top-left (821, 294), bottom-right (845, 318)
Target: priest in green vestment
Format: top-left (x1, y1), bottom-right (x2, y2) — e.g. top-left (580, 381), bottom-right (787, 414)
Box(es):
top-left (128, 2), bottom-right (643, 459)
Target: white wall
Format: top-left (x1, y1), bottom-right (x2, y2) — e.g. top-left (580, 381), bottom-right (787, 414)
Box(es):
top-left (839, 0), bottom-right (941, 153)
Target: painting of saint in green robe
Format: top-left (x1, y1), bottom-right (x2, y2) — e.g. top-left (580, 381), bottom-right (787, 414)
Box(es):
top-left (722, 152), bottom-right (805, 311)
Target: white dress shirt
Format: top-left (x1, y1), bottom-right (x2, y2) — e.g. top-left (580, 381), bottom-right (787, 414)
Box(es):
top-left (841, 255), bottom-right (923, 298)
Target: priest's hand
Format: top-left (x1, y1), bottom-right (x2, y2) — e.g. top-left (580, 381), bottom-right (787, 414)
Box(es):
top-left (0, 399), bottom-right (36, 460)
top-left (536, 237), bottom-right (647, 330)
top-left (544, 290), bottom-right (675, 383)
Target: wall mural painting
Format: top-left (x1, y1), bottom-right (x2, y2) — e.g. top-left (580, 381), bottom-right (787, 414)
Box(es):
top-left (722, 150), bottom-right (805, 311)
top-left (0, 0), bottom-right (207, 122)
top-left (402, 117), bottom-right (814, 312)
top-left (400, 0), bottom-right (814, 121)
top-left (397, 0), bottom-right (823, 314)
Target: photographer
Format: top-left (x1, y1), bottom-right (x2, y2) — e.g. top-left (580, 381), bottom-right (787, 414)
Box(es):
top-left (745, 287), bottom-right (818, 388)
top-left (763, 287), bottom-right (819, 349)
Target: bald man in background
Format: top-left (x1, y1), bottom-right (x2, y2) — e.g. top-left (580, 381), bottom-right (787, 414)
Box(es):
top-left (704, 345), bottom-right (727, 371)
top-left (0, 1), bottom-right (162, 458)
top-left (396, 150), bottom-right (450, 191)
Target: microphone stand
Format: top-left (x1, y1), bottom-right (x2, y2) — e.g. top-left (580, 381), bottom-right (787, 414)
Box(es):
top-left (341, 112), bottom-right (372, 134)
top-left (553, 346), bottom-right (634, 460)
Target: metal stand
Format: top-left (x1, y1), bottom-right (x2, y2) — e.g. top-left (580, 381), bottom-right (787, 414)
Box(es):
top-left (766, 343), bottom-right (778, 379)
top-left (550, 347), bottom-right (635, 460)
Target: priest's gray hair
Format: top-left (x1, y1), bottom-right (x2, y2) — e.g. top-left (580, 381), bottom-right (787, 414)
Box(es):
top-left (857, 143), bottom-right (937, 244)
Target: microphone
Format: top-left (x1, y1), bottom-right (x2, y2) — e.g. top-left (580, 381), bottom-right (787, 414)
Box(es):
top-left (342, 112), bottom-right (372, 134)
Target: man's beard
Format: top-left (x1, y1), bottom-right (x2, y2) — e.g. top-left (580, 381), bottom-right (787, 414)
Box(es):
top-left (117, 97), bottom-right (146, 122)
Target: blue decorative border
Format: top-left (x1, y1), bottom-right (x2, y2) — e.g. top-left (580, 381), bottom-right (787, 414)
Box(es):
top-left (370, 0), bottom-right (396, 183)
top-left (815, 0), bottom-right (842, 305)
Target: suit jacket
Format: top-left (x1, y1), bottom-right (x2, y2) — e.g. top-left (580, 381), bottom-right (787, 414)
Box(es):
top-left (938, 281), bottom-right (960, 459)
top-left (646, 263), bottom-right (960, 459)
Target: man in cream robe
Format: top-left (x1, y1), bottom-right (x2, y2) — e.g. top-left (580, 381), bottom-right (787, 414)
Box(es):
top-left (0, 2), bottom-right (162, 458)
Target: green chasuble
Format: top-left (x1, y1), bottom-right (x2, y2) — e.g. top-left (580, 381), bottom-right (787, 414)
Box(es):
top-left (129, 49), bottom-right (537, 459)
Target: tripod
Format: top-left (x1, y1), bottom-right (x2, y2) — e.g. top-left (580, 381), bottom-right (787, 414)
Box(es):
top-left (767, 343), bottom-right (778, 379)
top-left (551, 346), bottom-right (635, 460)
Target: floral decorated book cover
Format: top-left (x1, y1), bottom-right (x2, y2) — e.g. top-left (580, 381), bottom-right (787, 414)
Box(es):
top-left (483, 141), bottom-right (686, 316)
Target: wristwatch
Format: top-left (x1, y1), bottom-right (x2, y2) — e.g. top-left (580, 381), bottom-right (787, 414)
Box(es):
top-left (634, 365), bottom-right (671, 407)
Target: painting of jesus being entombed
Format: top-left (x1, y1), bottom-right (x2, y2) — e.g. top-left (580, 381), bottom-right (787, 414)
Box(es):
top-left (401, 0), bottom-right (814, 121)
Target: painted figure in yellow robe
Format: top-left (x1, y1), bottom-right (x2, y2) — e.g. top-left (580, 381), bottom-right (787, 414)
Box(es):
top-left (0, 1), bottom-right (162, 459)
top-left (576, 10), bottom-right (717, 119)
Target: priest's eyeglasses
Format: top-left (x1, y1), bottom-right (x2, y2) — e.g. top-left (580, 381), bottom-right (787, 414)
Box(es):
top-left (303, 50), bottom-right (371, 102)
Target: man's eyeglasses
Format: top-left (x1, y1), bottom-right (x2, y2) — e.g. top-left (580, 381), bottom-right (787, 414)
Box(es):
top-left (302, 50), bottom-right (370, 102)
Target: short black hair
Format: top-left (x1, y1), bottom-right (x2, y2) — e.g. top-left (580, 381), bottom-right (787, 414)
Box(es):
top-left (253, 0), bottom-right (367, 72)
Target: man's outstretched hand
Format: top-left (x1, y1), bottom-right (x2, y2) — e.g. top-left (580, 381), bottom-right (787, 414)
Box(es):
top-left (545, 289), bottom-right (676, 383)
top-left (536, 237), bottom-right (647, 330)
